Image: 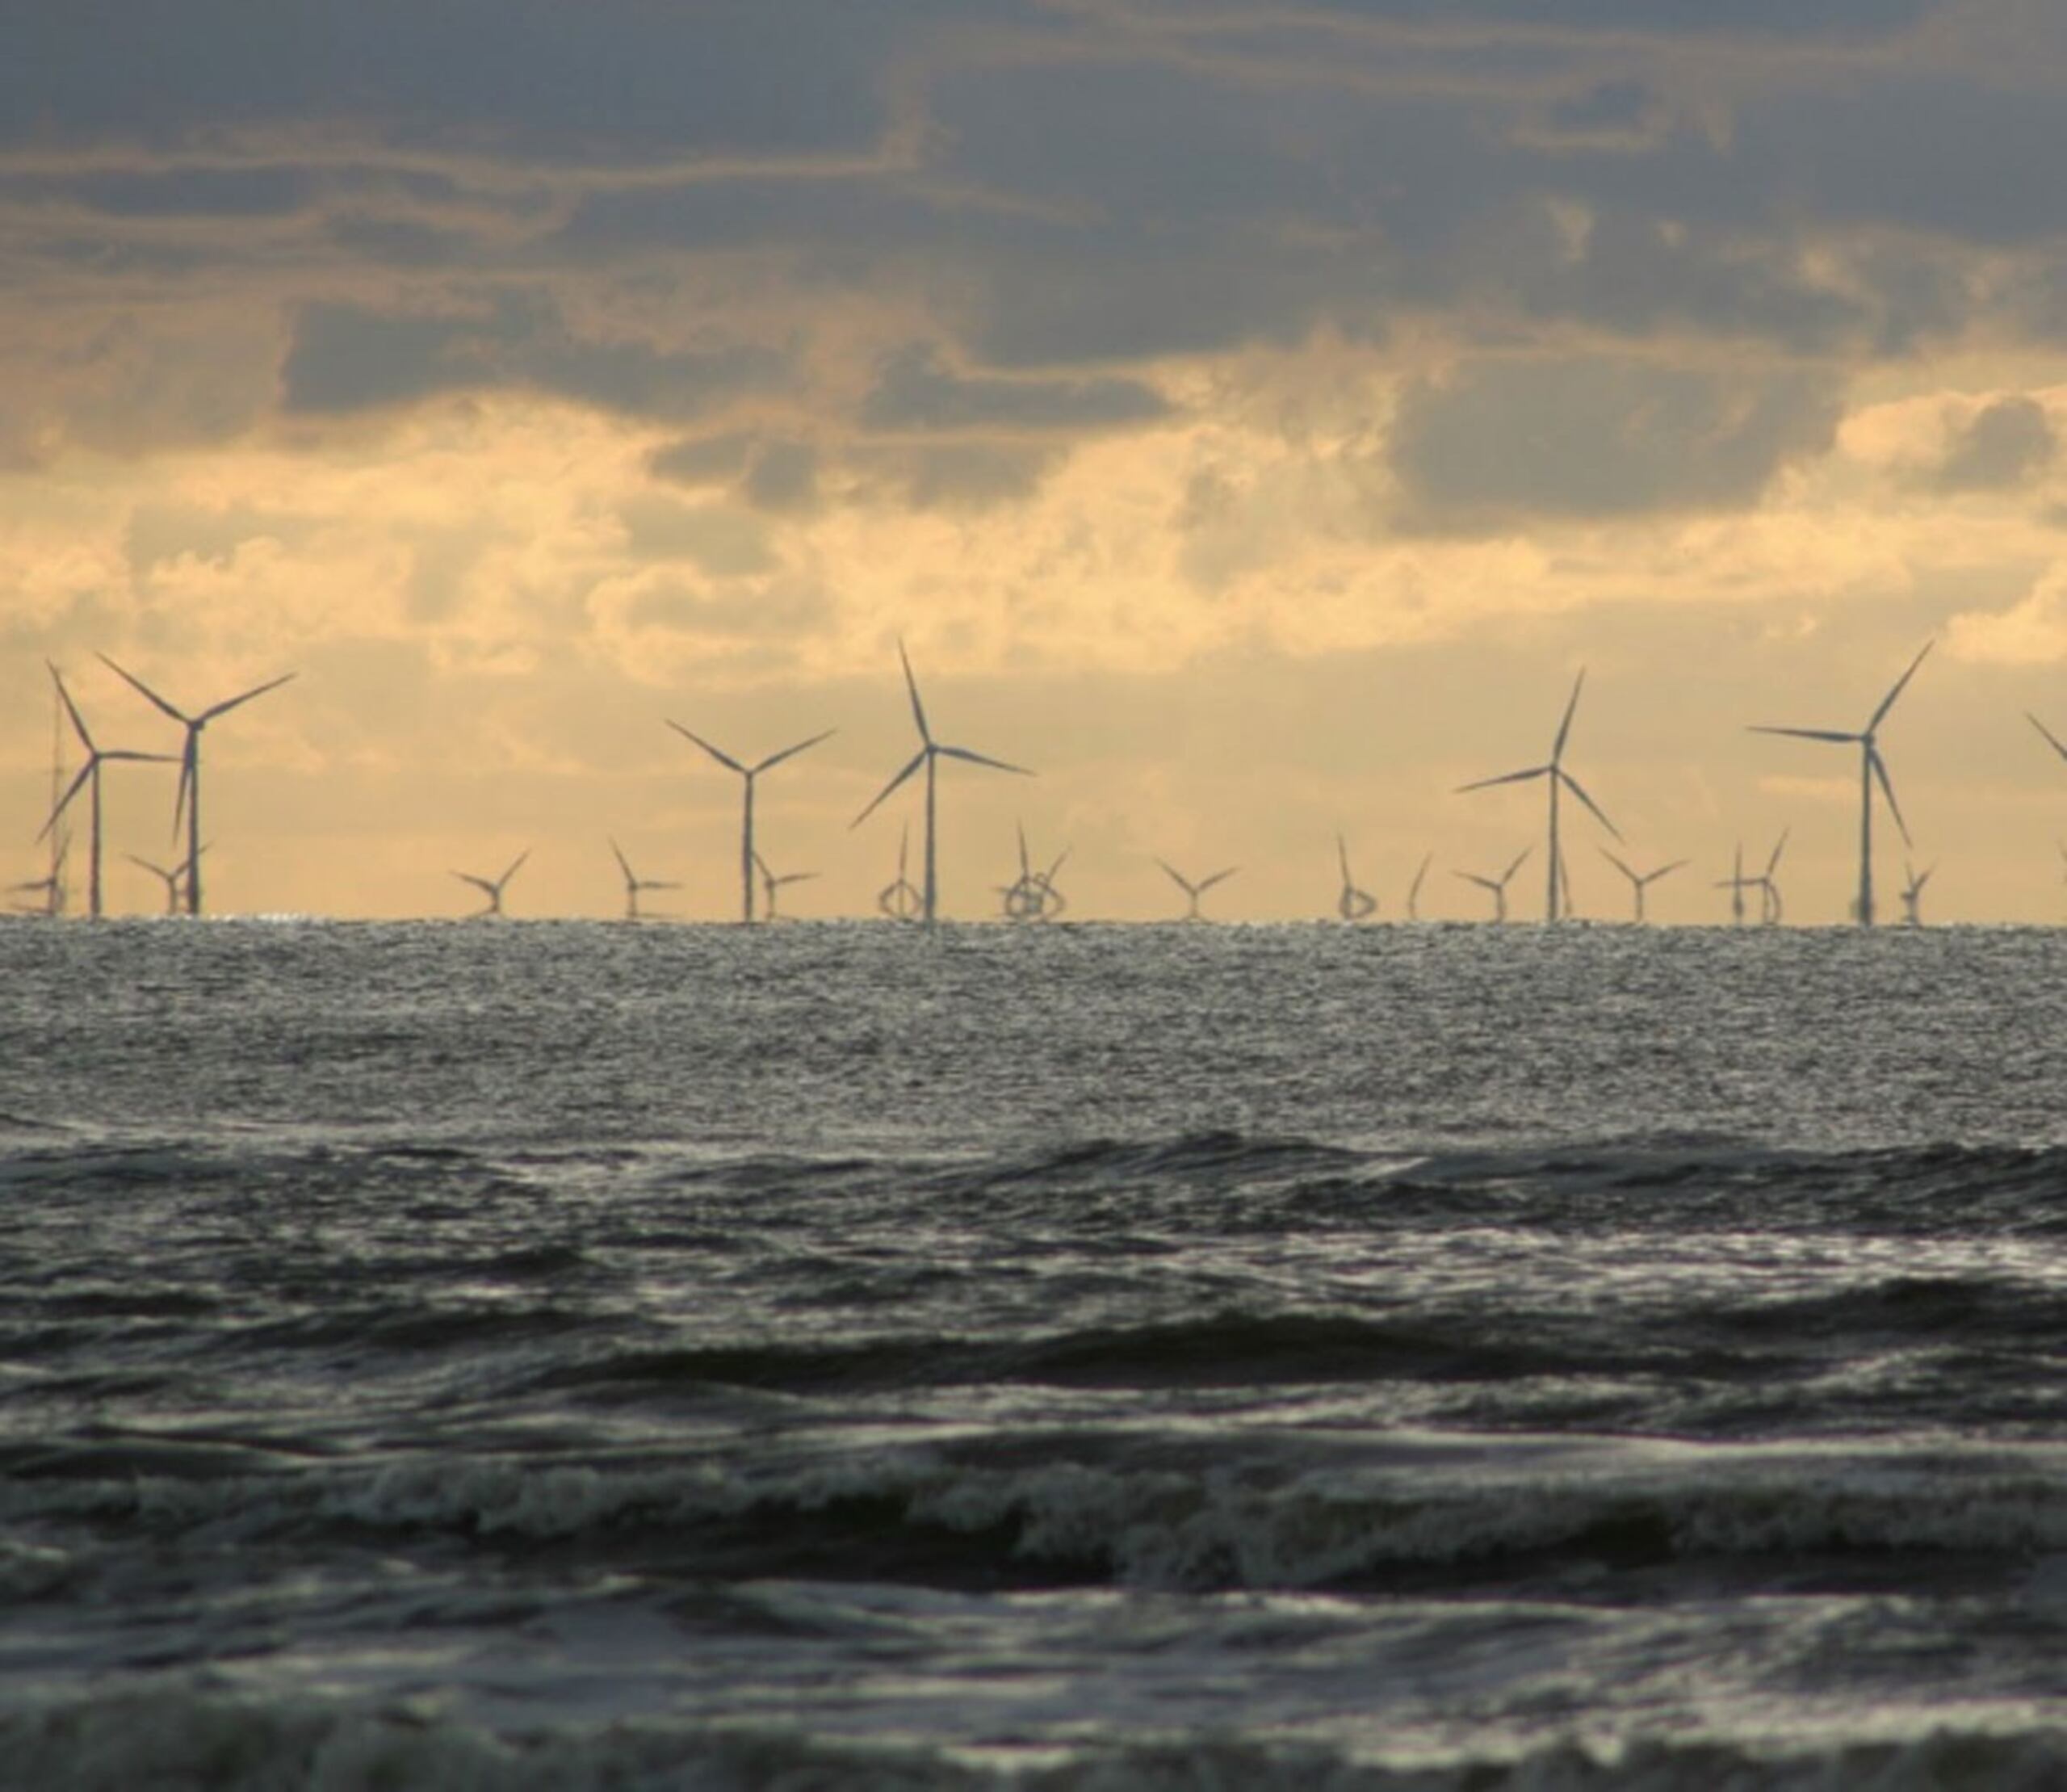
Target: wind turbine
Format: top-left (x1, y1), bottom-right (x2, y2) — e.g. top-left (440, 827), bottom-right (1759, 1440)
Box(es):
top-left (128, 850), bottom-right (203, 917)
top-left (667, 721), bottom-right (833, 924)
top-left (97, 656), bottom-right (295, 917)
top-left (1750, 642), bottom-right (1931, 928)
top-left (1335, 835), bottom-right (1377, 921)
top-left (852, 640), bottom-right (1031, 923)
top-left (1597, 849), bottom-right (1685, 923)
top-left (1458, 669), bottom-right (1620, 921)
top-left (1000, 824), bottom-right (1068, 921)
top-left (36, 665), bottom-right (174, 919)
top-left (1406, 852), bottom-right (1433, 921)
top-left (1715, 842), bottom-right (1759, 925)
top-left (878, 824), bottom-right (923, 921)
top-left (1156, 858), bottom-right (1236, 921)
top-left (1454, 847), bottom-right (1532, 922)
top-left (453, 850), bottom-right (529, 918)
top-left (752, 851), bottom-right (817, 921)
top-left (609, 838), bottom-right (680, 921)
top-left (1755, 828), bottom-right (1790, 925)
top-left (7, 873), bottom-right (61, 917)
top-left (1900, 860), bottom-right (1934, 926)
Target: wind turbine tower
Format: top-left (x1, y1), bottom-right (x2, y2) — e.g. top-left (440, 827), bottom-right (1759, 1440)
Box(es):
top-left (1750, 643), bottom-right (1930, 928)
top-left (1458, 669), bottom-right (1620, 921)
top-left (668, 722), bottom-right (832, 924)
top-left (98, 656), bottom-right (295, 917)
top-left (852, 640), bottom-right (1032, 924)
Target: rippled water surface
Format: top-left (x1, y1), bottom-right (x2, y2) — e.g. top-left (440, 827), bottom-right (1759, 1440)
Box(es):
top-left (5, 919), bottom-right (2067, 1788)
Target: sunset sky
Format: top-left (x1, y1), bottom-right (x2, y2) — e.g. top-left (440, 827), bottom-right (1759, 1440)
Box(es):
top-left (12, 1), bottom-right (2067, 921)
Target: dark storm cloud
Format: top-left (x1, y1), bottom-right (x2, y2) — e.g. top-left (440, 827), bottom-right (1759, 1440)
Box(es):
top-left (279, 295), bottom-right (785, 422)
top-left (859, 345), bottom-right (1171, 434)
top-left (1131, 0), bottom-right (1946, 38)
top-left (1931, 397), bottom-right (2057, 493)
top-left (851, 442), bottom-right (1061, 511)
top-left (1389, 359), bottom-right (1843, 524)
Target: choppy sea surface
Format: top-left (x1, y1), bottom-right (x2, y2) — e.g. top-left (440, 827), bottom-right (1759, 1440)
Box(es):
top-left (6, 917), bottom-right (2067, 1789)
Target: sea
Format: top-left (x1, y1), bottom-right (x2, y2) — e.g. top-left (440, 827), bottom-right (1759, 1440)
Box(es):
top-left (5, 917), bottom-right (2067, 1790)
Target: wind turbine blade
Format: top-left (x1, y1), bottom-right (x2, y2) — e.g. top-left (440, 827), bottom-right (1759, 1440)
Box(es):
top-left (1337, 833), bottom-right (1352, 884)
top-left (1017, 822), bottom-right (1032, 879)
top-left (97, 654), bottom-right (191, 725)
top-left (99, 749), bottom-right (176, 765)
top-left (1552, 668), bottom-right (1586, 762)
top-left (751, 728), bottom-right (836, 775)
top-left (1748, 726), bottom-right (1859, 745)
top-left (850, 750), bottom-right (926, 827)
top-left (1559, 770), bottom-right (1621, 841)
top-left (453, 873), bottom-right (495, 895)
top-left (609, 838), bottom-right (635, 882)
top-left (777, 871), bottom-right (820, 887)
top-left (1764, 828), bottom-right (1791, 876)
top-left (1457, 765), bottom-right (1549, 794)
top-left (46, 662), bottom-right (94, 753)
top-left (1869, 745), bottom-right (1911, 845)
top-left (2029, 712), bottom-right (2067, 766)
top-left (1456, 872), bottom-right (1497, 892)
top-left (1647, 860), bottom-right (1688, 884)
top-left (500, 850), bottom-right (530, 886)
top-left (1044, 849), bottom-right (1070, 880)
top-left (937, 744), bottom-right (1032, 775)
top-left (1155, 858), bottom-right (1194, 895)
top-left (1868, 640), bottom-right (1933, 732)
top-left (173, 743), bottom-right (196, 840)
top-left (1197, 867), bottom-right (1239, 892)
top-left (1502, 846), bottom-right (1533, 881)
top-left (897, 638), bottom-right (932, 744)
top-left (665, 721), bottom-right (745, 774)
top-left (36, 764), bottom-right (94, 843)
top-left (197, 671), bottom-right (296, 724)
top-left (1410, 854), bottom-right (1432, 900)
top-left (1597, 847), bottom-right (1634, 884)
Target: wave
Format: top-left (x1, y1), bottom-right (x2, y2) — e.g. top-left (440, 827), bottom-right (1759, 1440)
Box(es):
top-left (13, 1436), bottom-right (2067, 1593)
top-left (4, 1688), bottom-right (2063, 1790)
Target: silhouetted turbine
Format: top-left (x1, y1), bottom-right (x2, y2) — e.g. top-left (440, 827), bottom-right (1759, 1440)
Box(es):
top-left (39, 663), bottom-right (173, 918)
top-left (878, 824), bottom-right (923, 921)
top-left (1000, 823), bottom-right (1068, 921)
top-left (1454, 847), bottom-right (1532, 923)
top-left (1597, 848), bottom-right (1686, 923)
top-left (668, 722), bottom-right (832, 924)
top-left (453, 850), bottom-right (529, 918)
top-left (1900, 860), bottom-right (1934, 926)
top-left (98, 656), bottom-right (295, 917)
top-left (1458, 669), bottom-right (1620, 921)
top-left (128, 848), bottom-right (203, 917)
top-left (1406, 852), bottom-right (1433, 921)
top-left (1335, 834), bottom-right (1377, 922)
top-left (1714, 842), bottom-right (1759, 926)
top-left (1156, 858), bottom-right (1236, 921)
top-left (1750, 642), bottom-right (1930, 927)
top-left (852, 640), bottom-right (1031, 924)
top-left (1755, 828), bottom-right (1790, 926)
top-left (609, 838), bottom-right (680, 921)
top-left (752, 851), bottom-right (817, 921)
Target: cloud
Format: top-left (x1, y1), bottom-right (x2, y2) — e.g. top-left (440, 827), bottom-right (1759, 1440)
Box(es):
top-left (1388, 357), bottom-right (1843, 524)
top-left (859, 344), bottom-right (1171, 434)
top-left (279, 294), bottom-right (786, 421)
top-left (1930, 396), bottom-right (2056, 492)
top-left (616, 496), bottom-right (778, 577)
top-left (1947, 562), bottom-right (2067, 665)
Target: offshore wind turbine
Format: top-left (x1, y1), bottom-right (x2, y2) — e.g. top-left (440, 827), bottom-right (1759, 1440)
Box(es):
top-left (1406, 851), bottom-right (1433, 921)
top-left (852, 640), bottom-right (1032, 923)
top-left (38, 664), bottom-right (174, 919)
top-left (453, 850), bottom-right (529, 918)
top-left (1457, 669), bottom-right (1620, 921)
top-left (752, 851), bottom-right (817, 921)
top-left (878, 824), bottom-right (923, 921)
top-left (1715, 842), bottom-right (1759, 926)
top-left (1755, 829), bottom-right (1790, 925)
top-left (128, 850), bottom-right (202, 917)
top-left (1335, 835), bottom-right (1377, 921)
top-left (1000, 824), bottom-right (1068, 921)
top-left (97, 656), bottom-right (295, 917)
top-left (668, 721), bottom-right (833, 924)
top-left (1156, 858), bottom-right (1236, 921)
top-left (1455, 847), bottom-right (1531, 922)
top-left (1597, 849), bottom-right (1685, 923)
top-left (1900, 860), bottom-right (1935, 926)
top-left (608, 839), bottom-right (680, 921)
top-left (1750, 642), bottom-right (1930, 928)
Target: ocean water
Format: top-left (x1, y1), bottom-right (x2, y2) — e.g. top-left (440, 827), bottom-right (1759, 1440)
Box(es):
top-left (5, 917), bottom-right (2067, 1789)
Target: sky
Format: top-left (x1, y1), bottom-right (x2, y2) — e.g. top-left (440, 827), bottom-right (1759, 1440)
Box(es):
top-left (11, 0), bottom-right (2067, 923)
